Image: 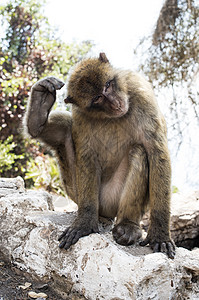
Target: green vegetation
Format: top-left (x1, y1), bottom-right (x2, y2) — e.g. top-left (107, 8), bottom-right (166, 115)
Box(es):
top-left (25, 154), bottom-right (64, 195)
top-left (0, 133), bottom-right (23, 174)
top-left (172, 186), bottom-right (179, 194)
top-left (0, 0), bottom-right (92, 191)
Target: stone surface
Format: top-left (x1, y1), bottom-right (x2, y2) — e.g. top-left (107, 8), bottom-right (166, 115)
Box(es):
top-left (0, 177), bottom-right (199, 300)
top-left (0, 176), bottom-right (25, 196)
top-left (171, 192), bottom-right (199, 245)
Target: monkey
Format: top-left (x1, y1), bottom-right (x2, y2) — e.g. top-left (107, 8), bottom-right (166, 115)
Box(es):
top-left (25, 53), bottom-right (175, 259)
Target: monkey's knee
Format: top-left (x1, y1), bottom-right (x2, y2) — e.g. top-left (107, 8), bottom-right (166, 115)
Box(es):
top-left (40, 111), bottom-right (73, 147)
top-left (129, 145), bottom-right (148, 171)
top-left (130, 144), bottom-right (149, 203)
top-left (115, 145), bottom-right (149, 226)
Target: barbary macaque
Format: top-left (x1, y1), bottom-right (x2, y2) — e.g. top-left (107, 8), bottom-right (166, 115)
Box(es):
top-left (25, 53), bottom-right (175, 258)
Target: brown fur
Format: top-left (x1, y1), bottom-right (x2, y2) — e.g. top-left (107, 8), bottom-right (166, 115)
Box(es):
top-left (24, 54), bottom-right (175, 258)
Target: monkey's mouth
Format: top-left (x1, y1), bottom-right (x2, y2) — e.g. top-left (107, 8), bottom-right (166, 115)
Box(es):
top-left (110, 98), bottom-right (129, 117)
top-left (114, 107), bottom-right (128, 117)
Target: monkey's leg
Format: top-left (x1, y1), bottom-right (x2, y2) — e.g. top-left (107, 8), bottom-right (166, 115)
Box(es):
top-left (58, 152), bottom-right (99, 250)
top-left (140, 141), bottom-right (175, 259)
top-left (113, 145), bottom-right (149, 246)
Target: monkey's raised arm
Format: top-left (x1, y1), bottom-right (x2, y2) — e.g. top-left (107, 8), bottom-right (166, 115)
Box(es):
top-left (25, 77), bottom-right (65, 145)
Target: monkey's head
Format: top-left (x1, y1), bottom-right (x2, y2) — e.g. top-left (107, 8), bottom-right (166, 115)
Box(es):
top-left (65, 53), bottom-right (129, 119)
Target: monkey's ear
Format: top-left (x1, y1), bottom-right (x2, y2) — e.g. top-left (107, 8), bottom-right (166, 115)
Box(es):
top-left (99, 53), bottom-right (109, 63)
top-left (64, 96), bottom-right (74, 104)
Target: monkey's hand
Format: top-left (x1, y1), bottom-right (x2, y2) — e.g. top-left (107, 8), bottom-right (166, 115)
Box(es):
top-left (27, 77), bottom-right (65, 137)
top-left (58, 218), bottom-right (99, 250)
top-left (140, 227), bottom-right (175, 259)
top-left (112, 220), bottom-right (142, 246)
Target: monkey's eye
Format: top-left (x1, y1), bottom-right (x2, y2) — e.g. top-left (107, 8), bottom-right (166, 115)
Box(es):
top-left (105, 80), bottom-right (114, 92)
top-left (105, 80), bottom-right (111, 90)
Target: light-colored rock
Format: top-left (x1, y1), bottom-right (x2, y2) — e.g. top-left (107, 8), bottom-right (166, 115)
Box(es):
top-left (0, 176), bottom-right (25, 197)
top-left (0, 177), bottom-right (199, 300)
top-left (52, 193), bottom-right (78, 212)
top-left (28, 291), bottom-right (48, 299)
top-left (170, 192), bottom-right (199, 244)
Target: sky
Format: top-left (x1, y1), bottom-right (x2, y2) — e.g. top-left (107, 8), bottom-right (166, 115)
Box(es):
top-left (45, 0), bottom-right (164, 69)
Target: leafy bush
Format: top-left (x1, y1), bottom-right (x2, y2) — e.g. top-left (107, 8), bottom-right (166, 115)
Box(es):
top-left (25, 154), bottom-right (64, 195)
top-left (0, 133), bottom-right (24, 174)
top-left (0, 0), bottom-right (92, 187)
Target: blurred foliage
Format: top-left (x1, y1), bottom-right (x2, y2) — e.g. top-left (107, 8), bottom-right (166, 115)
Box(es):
top-left (0, 132), bottom-right (23, 173)
top-left (0, 0), bottom-right (92, 189)
top-left (172, 185), bottom-right (179, 193)
top-left (135, 0), bottom-right (199, 118)
top-left (25, 154), bottom-right (65, 195)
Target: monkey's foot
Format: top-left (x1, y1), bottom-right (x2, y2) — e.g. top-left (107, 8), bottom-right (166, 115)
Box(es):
top-left (112, 220), bottom-right (142, 246)
top-left (58, 219), bottom-right (99, 250)
top-left (140, 233), bottom-right (175, 259)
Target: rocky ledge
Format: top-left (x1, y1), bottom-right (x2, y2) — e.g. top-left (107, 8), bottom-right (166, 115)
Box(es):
top-left (0, 177), bottom-right (199, 300)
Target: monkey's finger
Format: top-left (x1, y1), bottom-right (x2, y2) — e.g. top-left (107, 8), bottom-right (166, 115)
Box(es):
top-left (46, 77), bottom-right (65, 91)
top-left (63, 242), bottom-right (72, 250)
top-left (112, 225), bottom-right (125, 237)
top-left (167, 242), bottom-right (175, 259)
top-left (160, 242), bottom-right (167, 253)
top-left (70, 231), bottom-right (84, 246)
top-left (58, 228), bottom-right (70, 241)
top-left (63, 225), bottom-right (98, 249)
top-left (114, 232), bottom-right (134, 246)
top-left (34, 77), bottom-right (65, 93)
top-left (153, 243), bottom-right (160, 253)
top-left (59, 230), bottom-right (75, 249)
top-left (39, 82), bottom-right (55, 94)
top-left (58, 225), bottom-right (85, 244)
top-left (139, 238), bottom-right (149, 247)
top-left (59, 239), bottom-right (67, 249)
top-left (127, 231), bottom-right (142, 245)
top-left (63, 230), bottom-right (82, 250)
top-left (58, 232), bottom-right (66, 242)
top-left (117, 235), bottom-right (135, 246)
top-left (114, 235), bottom-right (127, 245)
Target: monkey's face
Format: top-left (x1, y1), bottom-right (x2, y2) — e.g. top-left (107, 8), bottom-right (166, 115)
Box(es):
top-left (65, 54), bottom-right (129, 119)
top-left (89, 77), bottom-right (129, 118)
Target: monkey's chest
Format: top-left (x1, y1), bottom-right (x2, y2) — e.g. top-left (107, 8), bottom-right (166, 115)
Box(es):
top-left (73, 118), bottom-right (132, 167)
top-left (90, 128), bottom-right (131, 168)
